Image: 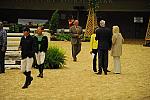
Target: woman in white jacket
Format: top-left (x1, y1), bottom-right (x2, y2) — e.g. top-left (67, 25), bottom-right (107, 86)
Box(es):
top-left (111, 26), bottom-right (124, 74)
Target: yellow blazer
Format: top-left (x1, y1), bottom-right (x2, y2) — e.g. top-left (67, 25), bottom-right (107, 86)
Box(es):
top-left (90, 34), bottom-right (98, 51)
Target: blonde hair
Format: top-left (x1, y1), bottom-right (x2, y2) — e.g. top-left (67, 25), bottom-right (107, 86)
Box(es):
top-left (112, 26), bottom-right (120, 34)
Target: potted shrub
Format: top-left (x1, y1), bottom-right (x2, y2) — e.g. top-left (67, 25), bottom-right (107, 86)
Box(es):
top-left (44, 45), bottom-right (66, 69)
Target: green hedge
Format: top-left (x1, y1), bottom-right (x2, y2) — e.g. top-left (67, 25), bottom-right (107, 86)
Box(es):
top-left (82, 36), bottom-right (91, 42)
top-left (8, 24), bottom-right (23, 33)
top-left (56, 33), bottom-right (71, 41)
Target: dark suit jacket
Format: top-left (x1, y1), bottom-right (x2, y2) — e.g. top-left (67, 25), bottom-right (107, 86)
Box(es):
top-left (95, 27), bottom-right (112, 50)
top-left (19, 35), bottom-right (37, 59)
top-left (70, 26), bottom-right (82, 44)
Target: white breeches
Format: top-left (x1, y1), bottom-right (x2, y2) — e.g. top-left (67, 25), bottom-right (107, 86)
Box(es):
top-left (113, 56), bottom-right (121, 73)
top-left (21, 57), bottom-right (33, 72)
top-left (35, 52), bottom-right (45, 65)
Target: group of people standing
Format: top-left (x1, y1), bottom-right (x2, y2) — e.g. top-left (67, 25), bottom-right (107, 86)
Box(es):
top-left (69, 19), bottom-right (124, 75)
top-left (90, 20), bottom-right (124, 75)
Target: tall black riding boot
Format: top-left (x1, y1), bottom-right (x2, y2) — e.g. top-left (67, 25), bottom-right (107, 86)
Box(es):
top-left (26, 71), bottom-right (33, 86)
top-left (37, 64), bottom-right (44, 78)
top-left (37, 64), bottom-right (42, 77)
top-left (22, 72), bottom-right (29, 89)
top-left (40, 64), bottom-right (44, 78)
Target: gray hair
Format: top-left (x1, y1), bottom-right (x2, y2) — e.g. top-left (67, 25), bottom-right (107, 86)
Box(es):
top-left (100, 20), bottom-right (105, 27)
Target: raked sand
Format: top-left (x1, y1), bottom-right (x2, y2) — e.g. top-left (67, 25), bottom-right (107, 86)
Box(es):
top-left (0, 41), bottom-right (150, 100)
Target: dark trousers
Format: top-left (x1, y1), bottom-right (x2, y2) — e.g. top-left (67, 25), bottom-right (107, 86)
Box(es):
top-left (0, 46), bottom-right (5, 73)
top-left (72, 44), bottom-right (81, 60)
top-left (98, 49), bottom-right (108, 73)
top-left (92, 49), bottom-right (98, 72)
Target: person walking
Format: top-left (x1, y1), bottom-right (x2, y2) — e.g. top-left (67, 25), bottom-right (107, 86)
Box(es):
top-left (70, 20), bottom-right (83, 62)
top-left (19, 27), bottom-right (36, 89)
top-left (35, 26), bottom-right (48, 78)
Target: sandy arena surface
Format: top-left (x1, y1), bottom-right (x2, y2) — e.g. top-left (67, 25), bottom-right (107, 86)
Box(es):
top-left (0, 41), bottom-right (150, 100)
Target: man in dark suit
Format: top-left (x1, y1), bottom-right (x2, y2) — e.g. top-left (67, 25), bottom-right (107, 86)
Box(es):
top-left (95, 20), bottom-right (112, 75)
top-left (70, 20), bottom-right (83, 61)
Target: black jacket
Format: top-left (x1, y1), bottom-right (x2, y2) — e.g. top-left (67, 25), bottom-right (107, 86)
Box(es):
top-left (34, 36), bottom-right (48, 53)
top-left (95, 27), bottom-right (112, 50)
top-left (19, 35), bottom-right (37, 59)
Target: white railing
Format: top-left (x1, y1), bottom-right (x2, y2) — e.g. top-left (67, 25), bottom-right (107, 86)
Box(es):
top-left (5, 33), bottom-right (24, 69)
top-left (4, 27), bottom-right (86, 33)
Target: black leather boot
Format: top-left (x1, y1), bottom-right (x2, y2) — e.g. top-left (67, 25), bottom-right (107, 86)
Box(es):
top-left (26, 71), bottom-right (33, 86)
top-left (37, 64), bottom-right (42, 78)
top-left (104, 70), bottom-right (107, 75)
top-left (97, 68), bottom-right (102, 75)
top-left (22, 72), bottom-right (29, 89)
top-left (37, 64), bottom-right (44, 78)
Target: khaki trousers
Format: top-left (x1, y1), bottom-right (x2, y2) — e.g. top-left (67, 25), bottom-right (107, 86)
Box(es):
top-left (21, 57), bottom-right (33, 72)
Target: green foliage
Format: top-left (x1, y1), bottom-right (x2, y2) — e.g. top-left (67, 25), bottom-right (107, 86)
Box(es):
top-left (8, 24), bottom-right (23, 33)
top-left (88, 0), bottom-right (97, 9)
top-left (43, 21), bottom-right (49, 29)
top-left (45, 45), bottom-right (66, 69)
top-left (83, 35), bottom-right (91, 42)
top-left (38, 23), bottom-right (44, 27)
top-left (9, 24), bottom-right (15, 32)
top-left (49, 10), bottom-right (59, 34)
top-left (56, 33), bottom-right (71, 41)
top-left (14, 24), bottom-right (20, 33)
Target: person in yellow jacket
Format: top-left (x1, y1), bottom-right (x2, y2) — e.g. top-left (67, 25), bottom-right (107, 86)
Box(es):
top-left (90, 31), bottom-right (98, 72)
